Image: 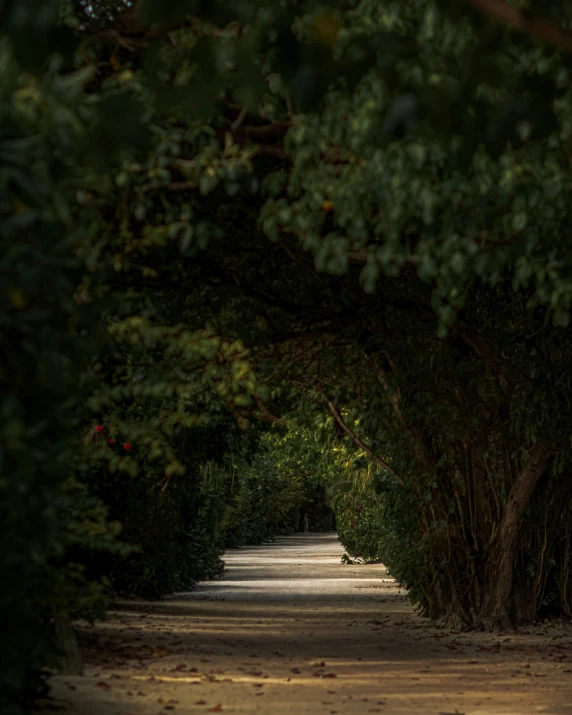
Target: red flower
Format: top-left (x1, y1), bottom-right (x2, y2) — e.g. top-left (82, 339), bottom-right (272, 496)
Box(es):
top-left (95, 424), bottom-right (103, 433)
top-left (108, 438), bottom-right (115, 445)
top-left (123, 443), bottom-right (132, 451)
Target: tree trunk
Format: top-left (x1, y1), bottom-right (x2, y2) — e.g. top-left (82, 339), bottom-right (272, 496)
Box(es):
top-left (479, 442), bottom-right (550, 629)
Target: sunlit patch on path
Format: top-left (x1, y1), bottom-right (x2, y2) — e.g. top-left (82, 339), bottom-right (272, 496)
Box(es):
top-left (44, 534), bottom-right (572, 715)
top-left (174, 533), bottom-right (397, 601)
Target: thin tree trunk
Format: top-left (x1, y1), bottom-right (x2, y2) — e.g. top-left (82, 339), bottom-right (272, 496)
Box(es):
top-left (479, 442), bottom-right (550, 629)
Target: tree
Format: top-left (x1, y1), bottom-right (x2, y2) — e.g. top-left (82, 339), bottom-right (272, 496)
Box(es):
top-left (5, 7), bottom-right (572, 711)
top-left (77, 0), bottom-right (572, 629)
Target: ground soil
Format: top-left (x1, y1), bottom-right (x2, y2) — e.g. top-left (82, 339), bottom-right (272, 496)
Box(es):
top-left (40, 533), bottom-right (572, 715)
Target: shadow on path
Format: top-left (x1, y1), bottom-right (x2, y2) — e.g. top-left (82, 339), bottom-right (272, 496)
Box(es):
top-left (40, 533), bottom-right (572, 715)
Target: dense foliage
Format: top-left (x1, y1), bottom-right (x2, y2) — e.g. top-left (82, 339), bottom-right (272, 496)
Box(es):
top-left (0, 14), bottom-right (124, 707)
top-left (219, 429), bottom-right (337, 547)
top-left (82, 425), bottom-right (335, 598)
top-left (5, 0), bottom-right (572, 709)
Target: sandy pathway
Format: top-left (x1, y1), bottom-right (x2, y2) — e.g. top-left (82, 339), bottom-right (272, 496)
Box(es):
top-left (43, 533), bottom-right (572, 715)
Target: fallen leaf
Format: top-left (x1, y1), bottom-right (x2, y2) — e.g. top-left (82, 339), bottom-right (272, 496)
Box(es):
top-left (207, 706), bottom-right (223, 712)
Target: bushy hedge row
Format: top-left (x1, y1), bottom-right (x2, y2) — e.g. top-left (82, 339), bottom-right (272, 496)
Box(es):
top-left (79, 426), bottom-right (335, 599)
top-left (334, 466), bottom-right (572, 622)
top-left (334, 478), bottom-right (427, 610)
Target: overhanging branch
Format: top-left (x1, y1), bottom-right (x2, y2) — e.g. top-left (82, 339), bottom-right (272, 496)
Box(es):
top-left (326, 400), bottom-right (403, 486)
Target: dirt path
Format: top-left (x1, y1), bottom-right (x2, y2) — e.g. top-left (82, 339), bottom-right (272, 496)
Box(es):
top-left (44, 533), bottom-right (572, 715)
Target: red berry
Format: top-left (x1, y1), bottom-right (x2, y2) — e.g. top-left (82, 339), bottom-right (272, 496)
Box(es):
top-left (108, 438), bottom-right (115, 445)
top-left (123, 443), bottom-right (132, 451)
top-left (95, 425), bottom-right (103, 433)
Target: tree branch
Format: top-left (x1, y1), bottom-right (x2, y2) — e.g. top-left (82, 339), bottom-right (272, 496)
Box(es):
top-left (457, 321), bottom-right (532, 387)
top-left (254, 396), bottom-right (287, 427)
top-left (326, 400), bottom-right (403, 485)
top-left (460, 0), bottom-right (572, 54)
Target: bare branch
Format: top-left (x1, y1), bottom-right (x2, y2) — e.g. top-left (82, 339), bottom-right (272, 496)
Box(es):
top-left (326, 400), bottom-right (403, 485)
top-left (230, 107), bottom-right (248, 133)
